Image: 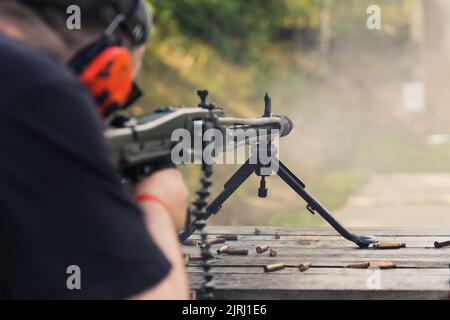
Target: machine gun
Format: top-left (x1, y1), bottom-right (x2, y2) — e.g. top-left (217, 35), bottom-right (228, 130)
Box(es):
top-left (105, 92), bottom-right (292, 182)
top-left (105, 90), bottom-right (378, 299)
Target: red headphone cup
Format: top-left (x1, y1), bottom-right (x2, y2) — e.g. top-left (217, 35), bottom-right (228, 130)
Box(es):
top-left (77, 46), bottom-right (133, 117)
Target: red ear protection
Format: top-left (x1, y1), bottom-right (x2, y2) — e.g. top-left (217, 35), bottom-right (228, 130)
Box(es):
top-left (67, 0), bottom-right (152, 118)
top-left (79, 46), bottom-right (133, 117)
top-left (69, 37), bottom-right (134, 118)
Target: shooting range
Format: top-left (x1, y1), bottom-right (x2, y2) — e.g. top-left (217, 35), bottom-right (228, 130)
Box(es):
top-left (1, 0), bottom-right (450, 305)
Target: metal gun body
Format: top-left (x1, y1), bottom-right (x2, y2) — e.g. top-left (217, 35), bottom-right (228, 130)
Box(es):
top-left (105, 106), bottom-right (292, 180)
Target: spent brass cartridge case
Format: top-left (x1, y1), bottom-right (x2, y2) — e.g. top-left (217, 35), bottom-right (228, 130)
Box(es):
top-left (182, 239), bottom-right (198, 246)
top-left (218, 234), bottom-right (238, 241)
top-left (254, 228), bottom-right (261, 235)
top-left (434, 240), bottom-right (450, 248)
top-left (274, 232), bottom-right (281, 240)
top-left (206, 238), bottom-right (226, 245)
top-left (264, 263), bottom-right (285, 272)
top-left (226, 249), bottom-right (249, 256)
top-left (217, 245), bottom-right (230, 254)
top-left (256, 245), bottom-right (270, 254)
top-left (269, 247), bottom-right (277, 257)
top-left (298, 262), bottom-right (311, 272)
top-left (189, 253), bottom-right (213, 261)
top-left (373, 242), bottom-right (406, 249)
top-left (189, 254), bottom-right (202, 261)
top-left (347, 262), bottom-right (370, 269)
top-left (369, 261), bottom-right (396, 269)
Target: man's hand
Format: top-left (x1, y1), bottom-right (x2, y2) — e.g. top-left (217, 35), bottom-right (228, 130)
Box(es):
top-left (135, 168), bottom-right (189, 232)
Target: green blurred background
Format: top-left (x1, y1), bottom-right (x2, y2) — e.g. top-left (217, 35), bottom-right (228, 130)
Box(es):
top-left (133, 0), bottom-right (450, 227)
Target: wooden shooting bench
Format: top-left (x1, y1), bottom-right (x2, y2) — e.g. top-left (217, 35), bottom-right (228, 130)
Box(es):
top-left (183, 226), bottom-right (450, 300)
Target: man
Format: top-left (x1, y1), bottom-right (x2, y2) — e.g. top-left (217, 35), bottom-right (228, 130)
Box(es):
top-left (0, 0), bottom-right (190, 299)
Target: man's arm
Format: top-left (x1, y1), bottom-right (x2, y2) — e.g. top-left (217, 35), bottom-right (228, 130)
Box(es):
top-left (131, 169), bottom-right (190, 300)
top-left (132, 202), bottom-right (190, 300)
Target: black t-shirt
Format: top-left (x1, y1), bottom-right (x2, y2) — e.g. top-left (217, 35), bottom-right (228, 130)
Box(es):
top-left (0, 34), bottom-right (171, 299)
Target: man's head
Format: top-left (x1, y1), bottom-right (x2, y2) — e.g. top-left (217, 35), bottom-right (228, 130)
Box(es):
top-left (20, 0), bottom-right (151, 48)
top-left (0, 0), bottom-right (152, 74)
top-left (0, 0), bottom-right (152, 116)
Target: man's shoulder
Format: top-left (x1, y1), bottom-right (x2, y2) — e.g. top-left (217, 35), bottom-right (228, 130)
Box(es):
top-left (0, 33), bottom-right (99, 123)
top-left (0, 34), bottom-right (79, 95)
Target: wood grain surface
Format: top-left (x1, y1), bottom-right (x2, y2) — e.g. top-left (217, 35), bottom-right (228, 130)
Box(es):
top-left (183, 227), bottom-right (450, 300)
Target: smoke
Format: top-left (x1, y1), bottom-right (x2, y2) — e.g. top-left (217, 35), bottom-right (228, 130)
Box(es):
top-left (210, 0), bottom-right (450, 227)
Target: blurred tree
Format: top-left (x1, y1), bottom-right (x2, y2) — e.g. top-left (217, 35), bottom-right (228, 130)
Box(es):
top-left (319, 0), bottom-right (332, 58)
top-left (150, 0), bottom-right (287, 62)
top-left (410, 0), bottom-right (424, 45)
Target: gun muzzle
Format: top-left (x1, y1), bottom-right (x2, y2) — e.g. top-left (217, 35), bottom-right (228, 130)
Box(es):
top-left (277, 115), bottom-right (294, 137)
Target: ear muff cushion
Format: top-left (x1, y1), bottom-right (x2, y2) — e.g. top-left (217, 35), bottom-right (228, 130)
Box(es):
top-left (78, 46), bottom-right (133, 116)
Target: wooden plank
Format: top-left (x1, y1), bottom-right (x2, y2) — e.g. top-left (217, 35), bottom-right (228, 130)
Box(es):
top-left (187, 266), bottom-right (450, 275)
top-left (184, 248), bottom-right (450, 268)
top-left (184, 250), bottom-right (450, 268)
top-left (199, 226), bottom-right (450, 236)
top-left (187, 270), bottom-right (450, 299)
top-left (193, 289), bottom-right (449, 300)
top-left (184, 240), bottom-right (449, 250)
top-left (184, 246), bottom-right (449, 257)
top-left (187, 235), bottom-right (450, 248)
top-left (187, 259), bottom-right (449, 269)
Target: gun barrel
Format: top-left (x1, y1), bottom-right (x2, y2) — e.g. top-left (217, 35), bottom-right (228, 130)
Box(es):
top-left (218, 115), bottom-right (293, 137)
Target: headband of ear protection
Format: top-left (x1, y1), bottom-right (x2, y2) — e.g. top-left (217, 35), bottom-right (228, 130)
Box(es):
top-left (68, 0), bottom-right (152, 118)
top-left (119, 0), bottom-right (153, 47)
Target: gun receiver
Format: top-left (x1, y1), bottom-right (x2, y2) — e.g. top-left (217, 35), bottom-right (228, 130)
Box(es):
top-left (105, 105), bottom-right (292, 181)
top-left (106, 107), bottom-right (222, 180)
